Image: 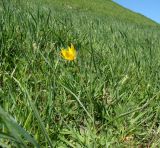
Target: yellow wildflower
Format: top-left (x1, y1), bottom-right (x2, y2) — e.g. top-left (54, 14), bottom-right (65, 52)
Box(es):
top-left (61, 43), bottom-right (77, 61)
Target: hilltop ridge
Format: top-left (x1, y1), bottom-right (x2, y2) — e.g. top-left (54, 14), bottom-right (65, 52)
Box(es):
top-left (33, 0), bottom-right (157, 26)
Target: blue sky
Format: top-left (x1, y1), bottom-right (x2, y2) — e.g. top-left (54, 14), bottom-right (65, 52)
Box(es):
top-left (113, 0), bottom-right (160, 23)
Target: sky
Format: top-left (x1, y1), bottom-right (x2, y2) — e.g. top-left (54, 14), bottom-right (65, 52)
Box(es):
top-left (113, 0), bottom-right (160, 23)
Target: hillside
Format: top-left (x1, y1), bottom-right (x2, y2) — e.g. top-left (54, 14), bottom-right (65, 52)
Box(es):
top-left (34, 0), bottom-right (157, 26)
top-left (0, 0), bottom-right (160, 147)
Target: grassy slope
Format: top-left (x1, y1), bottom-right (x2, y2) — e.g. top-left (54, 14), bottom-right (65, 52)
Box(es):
top-left (36, 0), bottom-right (157, 26)
top-left (0, 0), bottom-right (160, 147)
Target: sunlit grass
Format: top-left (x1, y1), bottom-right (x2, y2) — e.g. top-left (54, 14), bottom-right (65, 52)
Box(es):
top-left (0, 0), bottom-right (160, 147)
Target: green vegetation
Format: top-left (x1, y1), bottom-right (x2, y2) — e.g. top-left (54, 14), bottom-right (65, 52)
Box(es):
top-left (0, 0), bottom-right (160, 147)
top-left (36, 0), bottom-right (157, 26)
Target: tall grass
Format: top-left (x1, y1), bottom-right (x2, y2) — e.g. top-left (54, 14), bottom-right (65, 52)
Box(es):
top-left (0, 0), bottom-right (160, 147)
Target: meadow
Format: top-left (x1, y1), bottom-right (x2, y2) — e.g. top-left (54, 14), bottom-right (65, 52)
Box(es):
top-left (0, 0), bottom-right (160, 147)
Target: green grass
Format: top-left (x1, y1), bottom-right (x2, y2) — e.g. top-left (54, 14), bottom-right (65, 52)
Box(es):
top-left (0, 0), bottom-right (160, 147)
top-left (36, 0), bottom-right (157, 26)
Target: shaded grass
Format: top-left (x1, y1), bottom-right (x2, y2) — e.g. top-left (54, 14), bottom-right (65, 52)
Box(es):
top-left (0, 0), bottom-right (160, 147)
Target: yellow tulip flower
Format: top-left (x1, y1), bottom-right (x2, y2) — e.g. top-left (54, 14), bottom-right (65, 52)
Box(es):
top-left (61, 43), bottom-right (77, 61)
